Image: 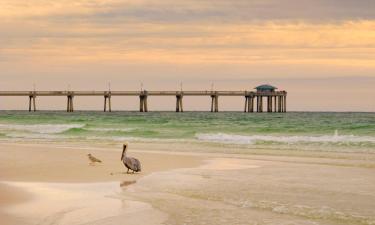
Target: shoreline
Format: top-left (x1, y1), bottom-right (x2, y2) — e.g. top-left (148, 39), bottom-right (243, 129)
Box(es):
top-left (2, 141), bottom-right (375, 172)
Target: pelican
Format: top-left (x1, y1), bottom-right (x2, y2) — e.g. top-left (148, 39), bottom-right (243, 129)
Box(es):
top-left (87, 153), bottom-right (102, 165)
top-left (121, 143), bottom-right (141, 173)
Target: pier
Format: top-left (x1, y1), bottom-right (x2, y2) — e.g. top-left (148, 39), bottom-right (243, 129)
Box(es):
top-left (0, 85), bottom-right (287, 113)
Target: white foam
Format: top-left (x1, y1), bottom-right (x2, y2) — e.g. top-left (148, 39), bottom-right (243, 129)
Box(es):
top-left (5, 133), bottom-right (64, 139)
top-left (85, 127), bottom-right (135, 132)
top-left (0, 124), bottom-right (85, 134)
top-left (85, 136), bottom-right (185, 143)
top-left (195, 133), bottom-right (375, 145)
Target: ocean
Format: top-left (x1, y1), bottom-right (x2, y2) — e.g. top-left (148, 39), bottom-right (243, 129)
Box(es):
top-left (0, 111), bottom-right (374, 153)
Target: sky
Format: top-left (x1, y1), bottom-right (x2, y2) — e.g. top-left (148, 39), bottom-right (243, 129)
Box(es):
top-left (0, 0), bottom-right (374, 111)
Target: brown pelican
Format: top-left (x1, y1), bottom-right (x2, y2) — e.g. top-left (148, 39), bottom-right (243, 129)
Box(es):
top-left (121, 143), bottom-right (141, 173)
top-left (87, 153), bottom-right (102, 165)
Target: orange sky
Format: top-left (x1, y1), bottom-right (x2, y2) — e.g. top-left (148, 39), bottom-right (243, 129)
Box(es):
top-left (0, 0), bottom-right (374, 111)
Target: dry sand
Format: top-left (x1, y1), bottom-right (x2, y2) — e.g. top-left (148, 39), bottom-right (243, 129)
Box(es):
top-left (0, 143), bottom-right (204, 183)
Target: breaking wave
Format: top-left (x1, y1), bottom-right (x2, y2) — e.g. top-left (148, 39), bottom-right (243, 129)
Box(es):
top-left (84, 127), bottom-right (135, 132)
top-left (195, 133), bottom-right (375, 145)
top-left (0, 124), bottom-right (86, 134)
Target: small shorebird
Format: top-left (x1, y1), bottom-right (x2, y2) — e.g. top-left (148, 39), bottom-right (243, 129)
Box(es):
top-left (121, 142), bottom-right (141, 173)
top-left (87, 153), bottom-right (102, 165)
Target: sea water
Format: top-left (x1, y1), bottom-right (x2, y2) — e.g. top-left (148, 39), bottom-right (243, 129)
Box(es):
top-left (0, 111), bottom-right (374, 153)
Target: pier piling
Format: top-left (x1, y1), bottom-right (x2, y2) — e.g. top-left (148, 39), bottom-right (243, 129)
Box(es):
top-left (283, 94), bottom-right (287, 113)
top-left (33, 96), bottom-right (36, 111)
top-left (274, 96), bottom-right (277, 112)
top-left (257, 96), bottom-right (263, 112)
top-left (244, 95), bottom-right (254, 113)
top-left (67, 95), bottom-right (74, 112)
top-left (176, 94), bottom-right (183, 112)
top-left (244, 96), bottom-right (248, 112)
top-left (28, 96), bottom-right (31, 112)
top-left (104, 92), bottom-right (112, 112)
top-left (139, 91), bottom-right (148, 112)
top-left (28, 93), bottom-right (36, 112)
top-left (144, 96), bottom-right (148, 112)
top-left (249, 96), bottom-right (254, 112)
top-left (139, 95), bottom-right (144, 112)
top-left (210, 93), bottom-right (219, 112)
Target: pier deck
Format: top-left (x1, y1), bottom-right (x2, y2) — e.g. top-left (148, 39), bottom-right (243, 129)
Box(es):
top-left (0, 90), bottom-right (287, 113)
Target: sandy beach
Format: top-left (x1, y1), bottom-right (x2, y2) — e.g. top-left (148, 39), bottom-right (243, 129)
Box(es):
top-left (0, 142), bottom-right (205, 225)
top-left (1, 141), bottom-right (375, 225)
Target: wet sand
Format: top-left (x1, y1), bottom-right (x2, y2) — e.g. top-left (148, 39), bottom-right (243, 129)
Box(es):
top-left (126, 157), bottom-right (375, 225)
top-left (0, 183), bottom-right (32, 225)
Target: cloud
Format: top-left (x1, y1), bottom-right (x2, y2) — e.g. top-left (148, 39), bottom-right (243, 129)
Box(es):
top-left (0, 0), bottom-right (374, 80)
top-left (1, 21), bottom-right (374, 63)
top-left (0, 0), bottom-right (374, 23)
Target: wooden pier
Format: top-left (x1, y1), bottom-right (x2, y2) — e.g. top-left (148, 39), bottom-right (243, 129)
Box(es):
top-left (0, 85), bottom-right (287, 113)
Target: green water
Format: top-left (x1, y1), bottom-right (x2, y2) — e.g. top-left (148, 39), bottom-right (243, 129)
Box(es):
top-left (0, 111), bottom-right (374, 152)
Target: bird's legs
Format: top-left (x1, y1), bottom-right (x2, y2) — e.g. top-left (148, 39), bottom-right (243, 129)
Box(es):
top-left (127, 168), bottom-right (129, 174)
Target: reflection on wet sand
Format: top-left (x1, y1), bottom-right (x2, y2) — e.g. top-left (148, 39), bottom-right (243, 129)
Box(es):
top-left (120, 180), bottom-right (137, 188)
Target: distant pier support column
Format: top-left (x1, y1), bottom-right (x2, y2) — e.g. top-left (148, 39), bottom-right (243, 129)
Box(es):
top-left (257, 96), bottom-right (263, 112)
top-left (139, 95), bottom-right (144, 112)
top-left (180, 95), bottom-right (183, 112)
top-left (215, 94), bottom-right (219, 112)
top-left (28, 93), bottom-right (36, 112)
top-left (267, 96), bottom-right (272, 112)
top-left (277, 96), bottom-right (282, 112)
top-left (249, 96), bottom-right (254, 112)
top-left (144, 95), bottom-right (148, 112)
top-left (176, 94), bottom-right (183, 112)
top-left (210, 93), bottom-right (219, 112)
top-left (67, 95), bottom-right (74, 112)
top-left (283, 93), bottom-right (287, 113)
top-left (244, 96), bottom-right (248, 112)
top-left (244, 94), bottom-right (253, 113)
top-left (274, 96), bottom-right (277, 112)
top-left (139, 91), bottom-right (148, 112)
top-left (104, 92), bottom-right (112, 112)
top-left (28, 96), bottom-right (31, 112)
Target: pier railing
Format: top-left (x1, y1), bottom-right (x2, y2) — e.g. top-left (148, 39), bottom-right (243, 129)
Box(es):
top-left (0, 90), bottom-right (287, 113)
